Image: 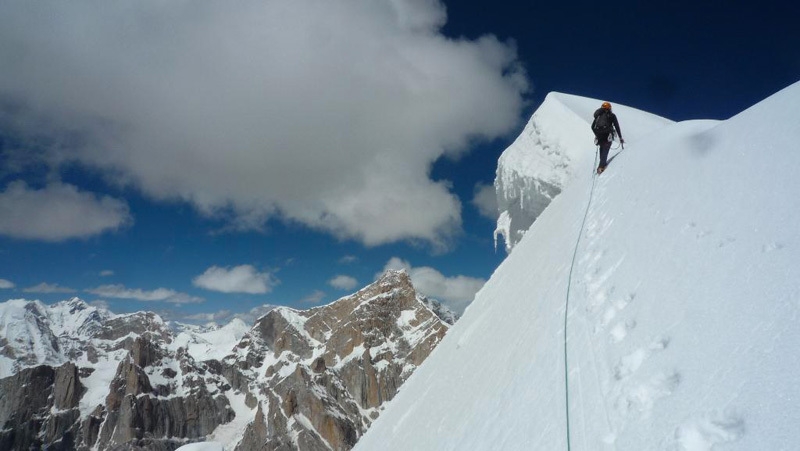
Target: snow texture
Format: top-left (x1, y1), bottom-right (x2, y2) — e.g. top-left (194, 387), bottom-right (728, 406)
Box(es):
top-left (357, 81), bottom-right (800, 450)
top-left (169, 318), bottom-right (250, 361)
top-left (0, 297), bottom-right (113, 377)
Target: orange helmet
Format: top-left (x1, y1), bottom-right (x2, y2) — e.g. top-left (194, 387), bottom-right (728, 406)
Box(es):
top-left (601, 101), bottom-right (612, 110)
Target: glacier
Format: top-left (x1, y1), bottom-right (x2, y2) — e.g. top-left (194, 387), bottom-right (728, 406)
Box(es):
top-left (356, 81), bottom-right (800, 450)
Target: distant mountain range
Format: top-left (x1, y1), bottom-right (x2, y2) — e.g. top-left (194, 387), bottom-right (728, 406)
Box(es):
top-left (0, 270), bottom-right (456, 450)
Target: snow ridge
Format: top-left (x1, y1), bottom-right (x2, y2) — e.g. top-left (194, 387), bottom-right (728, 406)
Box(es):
top-left (357, 81), bottom-right (800, 450)
top-left (494, 92), bottom-right (672, 253)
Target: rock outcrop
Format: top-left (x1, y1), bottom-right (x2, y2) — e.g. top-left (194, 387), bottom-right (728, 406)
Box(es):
top-left (0, 300), bottom-right (235, 450)
top-left (231, 270), bottom-right (451, 450)
top-left (0, 362), bottom-right (84, 450)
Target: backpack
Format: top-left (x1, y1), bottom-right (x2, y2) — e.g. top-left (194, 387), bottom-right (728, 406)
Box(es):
top-left (592, 109), bottom-right (613, 136)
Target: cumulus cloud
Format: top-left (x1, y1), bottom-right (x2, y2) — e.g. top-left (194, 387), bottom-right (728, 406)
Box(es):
top-left (383, 257), bottom-right (485, 314)
top-left (0, 181), bottom-right (132, 241)
top-left (472, 182), bottom-right (498, 220)
top-left (192, 265), bottom-right (278, 294)
top-left (99, 270), bottom-right (114, 277)
top-left (0, 0), bottom-right (527, 248)
top-left (329, 275), bottom-right (359, 291)
top-left (23, 282), bottom-right (77, 294)
top-left (86, 284), bottom-right (202, 304)
top-left (0, 278), bottom-right (16, 289)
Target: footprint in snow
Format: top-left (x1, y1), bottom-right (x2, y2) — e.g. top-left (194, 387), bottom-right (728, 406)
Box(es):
top-left (675, 411), bottom-right (744, 450)
top-left (585, 257), bottom-right (626, 298)
top-left (613, 336), bottom-right (670, 380)
top-left (615, 371), bottom-right (681, 417)
top-left (578, 248), bottom-right (605, 267)
top-left (612, 292), bottom-right (635, 311)
top-left (593, 292), bottom-right (635, 333)
top-left (696, 229), bottom-right (712, 239)
top-left (614, 348), bottom-right (647, 380)
top-left (609, 319), bottom-right (637, 343)
top-left (587, 285), bottom-right (614, 314)
top-left (717, 236), bottom-right (737, 248)
top-left (762, 242), bottom-right (785, 252)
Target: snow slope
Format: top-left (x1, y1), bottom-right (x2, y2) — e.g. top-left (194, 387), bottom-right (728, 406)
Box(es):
top-left (170, 318), bottom-right (250, 361)
top-left (356, 81), bottom-right (800, 450)
top-left (494, 92), bottom-right (673, 252)
top-left (0, 298), bottom-right (112, 376)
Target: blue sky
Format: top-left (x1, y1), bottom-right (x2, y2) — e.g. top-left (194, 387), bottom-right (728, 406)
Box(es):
top-left (1, 0), bottom-right (797, 324)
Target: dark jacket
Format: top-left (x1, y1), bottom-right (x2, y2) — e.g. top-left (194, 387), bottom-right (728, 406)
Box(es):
top-left (591, 108), bottom-right (622, 140)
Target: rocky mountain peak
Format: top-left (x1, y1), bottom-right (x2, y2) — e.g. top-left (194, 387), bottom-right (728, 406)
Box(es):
top-left (0, 271), bottom-right (454, 450)
top-left (230, 269), bottom-right (452, 450)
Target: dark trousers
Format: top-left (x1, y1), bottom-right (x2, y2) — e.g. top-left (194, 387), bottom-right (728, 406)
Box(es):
top-left (597, 134), bottom-right (611, 168)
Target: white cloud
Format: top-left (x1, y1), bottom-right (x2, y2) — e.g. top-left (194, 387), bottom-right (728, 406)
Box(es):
top-left (472, 182), bottom-right (498, 220)
top-left (23, 282), bottom-right (77, 294)
top-left (89, 300), bottom-right (110, 310)
top-left (192, 265), bottom-right (278, 294)
top-left (0, 1), bottom-right (527, 248)
top-left (182, 310), bottom-right (234, 324)
top-left (384, 257), bottom-right (414, 273)
top-left (174, 304), bottom-right (277, 325)
top-left (382, 257), bottom-right (485, 314)
top-left (0, 181), bottom-right (132, 241)
top-left (299, 290), bottom-right (326, 305)
top-left (86, 284), bottom-right (202, 304)
top-left (158, 304), bottom-right (276, 326)
top-left (235, 304), bottom-right (278, 325)
top-left (99, 270), bottom-right (114, 277)
top-left (329, 275), bottom-right (359, 291)
top-left (339, 255), bottom-right (359, 264)
top-left (0, 278), bottom-right (15, 289)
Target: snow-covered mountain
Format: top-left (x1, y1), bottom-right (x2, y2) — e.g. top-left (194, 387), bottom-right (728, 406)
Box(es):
top-left (170, 319), bottom-right (252, 362)
top-left (0, 297), bottom-right (156, 377)
top-left (0, 270), bottom-right (454, 450)
top-left (228, 270), bottom-right (452, 450)
top-left (0, 298), bottom-right (240, 450)
top-left (494, 92), bottom-right (672, 252)
top-left (0, 297), bottom-right (247, 378)
top-left (357, 81), bottom-right (800, 450)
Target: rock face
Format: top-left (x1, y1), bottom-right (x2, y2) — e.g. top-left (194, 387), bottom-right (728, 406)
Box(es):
top-left (0, 270), bottom-right (455, 450)
top-left (232, 270), bottom-right (452, 451)
top-left (0, 328), bottom-right (234, 450)
top-left (0, 362), bottom-right (84, 450)
top-left (93, 349), bottom-right (235, 451)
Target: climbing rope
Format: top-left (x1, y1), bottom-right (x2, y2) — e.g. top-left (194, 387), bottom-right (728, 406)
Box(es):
top-left (563, 149), bottom-right (600, 451)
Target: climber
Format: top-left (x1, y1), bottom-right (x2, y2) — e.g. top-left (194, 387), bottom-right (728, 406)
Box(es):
top-left (591, 101), bottom-right (624, 174)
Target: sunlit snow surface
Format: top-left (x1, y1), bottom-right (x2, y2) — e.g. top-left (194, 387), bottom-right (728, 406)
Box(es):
top-left (169, 318), bottom-right (250, 361)
top-left (494, 92), bottom-right (672, 252)
top-left (357, 82), bottom-right (800, 450)
top-left (0, 298), bottom-right (112, 378)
